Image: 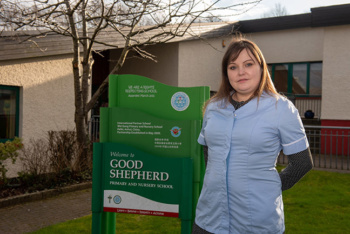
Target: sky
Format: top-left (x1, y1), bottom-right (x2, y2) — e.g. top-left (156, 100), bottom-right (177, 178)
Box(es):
top-left (221, 0), bottom-right (350, 21)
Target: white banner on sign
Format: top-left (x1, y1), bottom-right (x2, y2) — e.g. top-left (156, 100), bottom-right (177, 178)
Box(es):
top-left (103, 190), bottom-right (179, 213)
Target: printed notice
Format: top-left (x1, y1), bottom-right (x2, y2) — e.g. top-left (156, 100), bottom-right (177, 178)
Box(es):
top-left (124, 85), bottom-right (157, 98)
top-left (117, 122), bottom-right (163, 135)
top-left (154, 138), bottom-right (182, 149)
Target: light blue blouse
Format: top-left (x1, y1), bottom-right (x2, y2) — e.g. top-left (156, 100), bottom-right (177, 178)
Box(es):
top-left (195, 93), bottom-right (309, 234)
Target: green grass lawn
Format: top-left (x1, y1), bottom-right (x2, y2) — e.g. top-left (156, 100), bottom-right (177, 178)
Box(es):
top-left (30, 214), bottom-right (180, 234)
top-left (30, 168), bottom-right (350, 234)
top-left (283, 169), bottom-right (350, 234)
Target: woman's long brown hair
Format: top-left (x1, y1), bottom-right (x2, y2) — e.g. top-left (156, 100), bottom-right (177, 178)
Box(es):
top-left (203, 37), bottom-right (278, 113)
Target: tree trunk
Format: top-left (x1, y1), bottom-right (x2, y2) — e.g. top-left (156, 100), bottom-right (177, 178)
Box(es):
top-left (73, 58), bottom-right (90, 171)
top-left (65, 0), bottom-right (91, 172)
top-left (73, 54), bottom-right (92, 171)
top-left (75, 111), bottom-right (89, 171)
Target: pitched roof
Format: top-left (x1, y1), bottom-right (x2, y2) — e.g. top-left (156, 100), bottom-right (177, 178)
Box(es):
top-left (1, 3), bottom-right (350, 62)
top-left (0, 22), bottom-right (236, 61)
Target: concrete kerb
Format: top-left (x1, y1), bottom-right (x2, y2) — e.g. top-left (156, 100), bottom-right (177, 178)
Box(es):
top-left (0, 181), bottom-right (92, 209)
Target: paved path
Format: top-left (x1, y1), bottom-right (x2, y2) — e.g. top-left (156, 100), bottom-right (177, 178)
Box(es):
top-left (0, 188), bottom-right (92, 234)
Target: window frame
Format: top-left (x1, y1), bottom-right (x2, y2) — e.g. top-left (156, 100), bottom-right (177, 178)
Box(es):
top-left (0, 85), bottom-right (20, 143)
top-left (269, 61), bottom-right (322, 97)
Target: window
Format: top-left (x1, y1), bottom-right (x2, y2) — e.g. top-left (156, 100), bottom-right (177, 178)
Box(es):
top-left (292, 64), bottom-right (307, 94)
top-left (272, 64), bottom-right (288, 93)
top-left (269, 62), bottom-right (322, 96)
top-left (309, 63), bottom-right (322, 95)
top-left (0, 85), bottom-right (20, 142)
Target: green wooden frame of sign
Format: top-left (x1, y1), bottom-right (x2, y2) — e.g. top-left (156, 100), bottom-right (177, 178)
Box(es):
top-left (91, 74), bottom-right (210, 233)
top-left (92, 142), bottom-right (193, 233)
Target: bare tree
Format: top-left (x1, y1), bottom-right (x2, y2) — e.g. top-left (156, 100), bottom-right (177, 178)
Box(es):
top-left (0, 0), bottom-right (261, 169)
top-left (261, 3), bottom-right (288, 18)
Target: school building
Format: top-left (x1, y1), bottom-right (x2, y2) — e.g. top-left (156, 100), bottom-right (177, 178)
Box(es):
top-left (1, 3), bottom-right (350, 175)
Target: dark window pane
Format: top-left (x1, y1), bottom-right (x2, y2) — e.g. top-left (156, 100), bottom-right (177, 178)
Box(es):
top-left (292, 64), bottom-right (307, 94)
top-left (273, 65), bottom-right (288, 93)
top-left (0, 88), bottom-right (17, 139)
top-left (310, 63), bottom-right (322, 95)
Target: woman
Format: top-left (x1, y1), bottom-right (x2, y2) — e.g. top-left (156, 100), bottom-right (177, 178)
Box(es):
top-left (193, 38), bottom-right (313, 234)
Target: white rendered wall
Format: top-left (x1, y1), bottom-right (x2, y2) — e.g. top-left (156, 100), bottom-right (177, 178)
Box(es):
top-left (246, 27), bottom-right (324, 63)
top-left (0, 55), bottom-right (76, 176)
top-left (178, 37), bottom-right (230, 91)
top-left (321, 25), bottom-right (350, 120)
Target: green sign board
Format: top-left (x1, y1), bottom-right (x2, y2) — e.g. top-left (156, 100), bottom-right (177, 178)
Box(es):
top-left (92, 74), bottom-right (209, 234)
top-left (109, 74), bottom-right (209, 120)
top-left (100, 106), bottom-right (201, 163)
top-left (98, 142), bottom-right (192, 218)
top-left (92, 142), bottom-right (193, 233)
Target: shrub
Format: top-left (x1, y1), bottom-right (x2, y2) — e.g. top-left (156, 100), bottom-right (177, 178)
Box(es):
top-left (0, 131), bottom-right (94, 198)
top-left (0, 137), bottom-right (23, 184)
top-left (48, 130), bottom-right (78, 173)
top-left (20, 138), bottom-right (50, 176)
